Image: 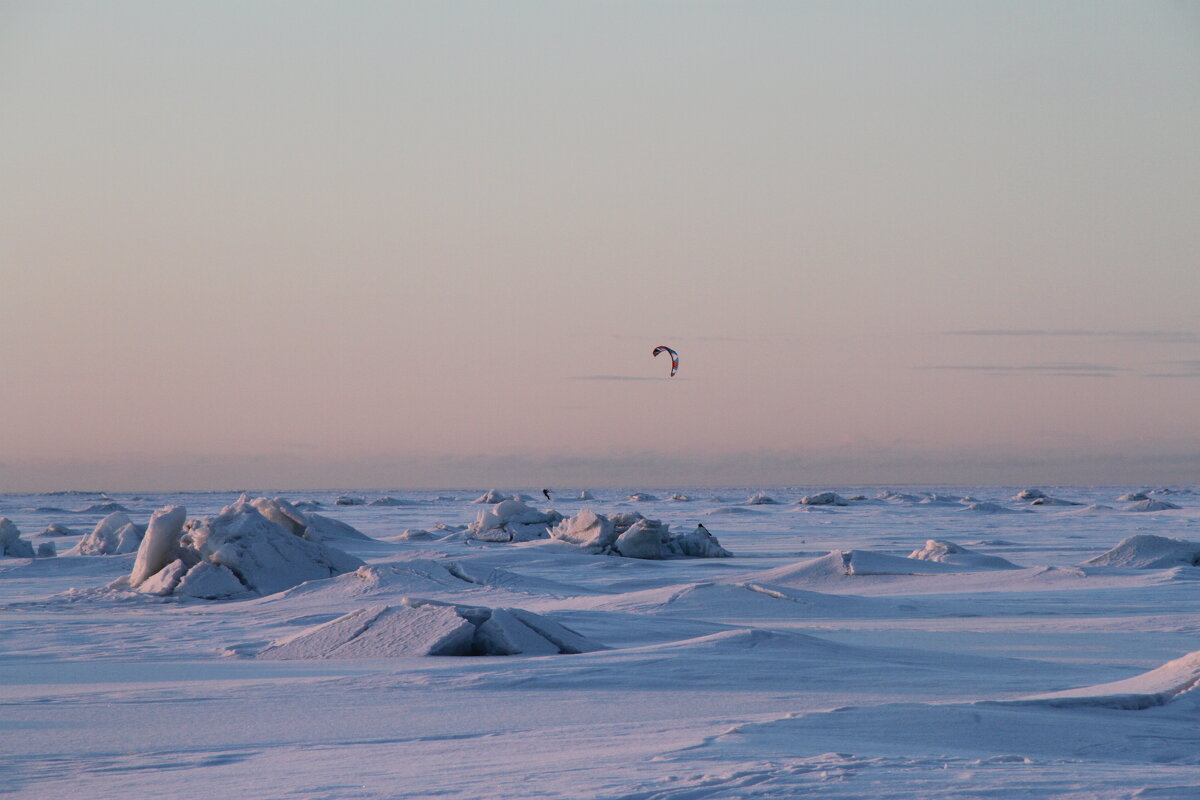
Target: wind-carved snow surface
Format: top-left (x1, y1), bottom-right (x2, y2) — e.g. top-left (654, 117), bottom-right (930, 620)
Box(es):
top-left (1082, 534), bottom-right (1200, 568)
top-left (258, 599), bottom-right (605, 659)
top-left (5, 485), bottom-right (1200, 799)
top-left (1125, 498), bottom-right (1182, 512)
top-left (799, 491), bottom-right (849, 506)
top-left (907, 539), bottom-right (1021, 569)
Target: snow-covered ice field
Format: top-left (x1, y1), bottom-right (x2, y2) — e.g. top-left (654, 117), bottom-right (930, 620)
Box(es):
top-left (3, 486), bottom-right (1200, 799)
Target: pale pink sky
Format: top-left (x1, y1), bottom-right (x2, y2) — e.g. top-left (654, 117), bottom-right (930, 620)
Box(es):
top-left (2, 2), bottom-right (1199, 490)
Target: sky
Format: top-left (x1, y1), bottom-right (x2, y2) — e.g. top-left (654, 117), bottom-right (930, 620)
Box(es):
top-left (2, 1), bottom-right (1199, 491)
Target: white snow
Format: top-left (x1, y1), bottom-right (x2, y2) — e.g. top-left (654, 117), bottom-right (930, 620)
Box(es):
top-left (1125, 498), bottom-right (1181, 512)
top-left (6, 485), bottom-right (1200, 799)
top-left (259, 599), bottom-right (604, 659)
top-left (799, 491), bottom-right (848, 505)
top-left (907, 539), bottom-right (1020, 569)
top-left (1082, 534), bottom-right (1200, 568)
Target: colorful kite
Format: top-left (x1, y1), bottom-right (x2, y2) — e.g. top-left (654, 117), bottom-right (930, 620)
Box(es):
top-left (652, 345), bottom-right (679, 377)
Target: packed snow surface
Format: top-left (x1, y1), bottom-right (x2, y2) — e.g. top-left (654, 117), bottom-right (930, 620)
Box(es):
top-left (1082, 534), bottom-right (1200, 568)
top-left (4, 485), bottom-right (1200, 799)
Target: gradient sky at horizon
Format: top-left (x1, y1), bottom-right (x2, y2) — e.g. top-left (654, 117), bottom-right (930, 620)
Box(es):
top-left (3, 1), bottom-right (1199, 491)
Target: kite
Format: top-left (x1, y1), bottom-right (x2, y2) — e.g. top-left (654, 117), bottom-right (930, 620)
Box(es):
top-left (652, 345), bottom-right (679, 377)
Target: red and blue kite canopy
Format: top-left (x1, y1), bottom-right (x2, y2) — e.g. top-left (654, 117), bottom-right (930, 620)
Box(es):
top-left (652, 345), bottom-right (679, 377)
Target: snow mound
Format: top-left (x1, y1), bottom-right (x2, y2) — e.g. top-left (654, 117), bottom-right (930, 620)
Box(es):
top-left (368, 496), bottom-right (411, 506)
top-left (626, 493), bottom-right (659, 502)
top-left (799, 491), bottom-right (848, 506)
top-left (1116, 491), bottom-right (1149, 502)
top-left (908, 540), bottom-right (1020, 570)
top-left (1065, 504), bottom-right (1115, 515)
top-left (577, 490), bottom-right (595, 500)
top-left (334, 495), bottom-right (366, 506)
top-left (1030, 496), bottom-right (1082, 506)
top-left (1125, 499), bottom-right (1181, 512)
top-left (549, 511), bottom-right (731, 559)
top-left (666, 493), bottom-right (691, 501)
top-left (472, 490), bottom-right (509, 504)
top-left (961, 502), bottom-right (1011, 513)
top-left (468, 499), bottom-right (564, 542)
top-left (918, 493), bottom-right (962, 505)
top-left (752, 549), bottom-right (977, 588)
top-left (72, 512), bottom-right (146, 555)
top-left (258, 599), bottom-right (605, 659)
top-left (79, 502), bottom-right (129, 514)
top-left (1013, 488), bottom-right (1047, 500)
top-left (591, 582), bottom-right (895, 620)
top-left (275, 562), bottom-right (473, 601)
top-left (1082, 534), bottom-right (1200, 569)
top-left (0, 518), bottom-right (37, 558)
top-left (703, 506), bottom-right (763, 516)
top-left (875, 490), bottom-right (919, 503)
top-left (130, 499), bottom-right (364, 598)
top-left (1031, 649), bottom-right (1200, 709)
top-left (36, 523), bottom-right (79, 537)
top-left (745, 492), bottom-right (778, 505)
top-left (397, 528), bottom-right (436, 541)
top-left (302, 512), bottom-right (372, 541)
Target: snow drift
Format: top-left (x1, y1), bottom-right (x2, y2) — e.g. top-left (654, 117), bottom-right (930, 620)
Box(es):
top-left (908, 539), bottom-right (1020, 570)
top-left (799, 492), bottom-right (848, 506)
top-left (258, 599), bottom-right (605, 658)
top-left (1125, 499), bottom-right (1181, 512)
top-left (1082, 534), bottom-right (1200, 569)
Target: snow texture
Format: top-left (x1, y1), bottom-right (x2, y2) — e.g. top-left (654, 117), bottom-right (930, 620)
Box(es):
top-left (799, 491), bottom-right (849, 506)
top-left (259, 600), bottom-right (604, 659)
top-left (1082, 534), bottom-right (1200, 568)
top-left (1125, 498), bottom-right (1181, 512)
top-left (908, 539), bottom-right (1020, 569)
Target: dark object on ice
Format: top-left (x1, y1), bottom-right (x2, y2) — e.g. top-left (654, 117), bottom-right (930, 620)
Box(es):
top-left (543, 489), bottom-right (551, 501)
